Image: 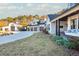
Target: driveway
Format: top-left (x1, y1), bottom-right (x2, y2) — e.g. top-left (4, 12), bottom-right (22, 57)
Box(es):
top-left (0, 31), bottom-right (35, 44)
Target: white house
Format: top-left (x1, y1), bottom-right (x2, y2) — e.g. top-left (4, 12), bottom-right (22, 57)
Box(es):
top-left (27, 16), bottom-right (46, 31)
top-left (2, 22), bottom-right (20, 32)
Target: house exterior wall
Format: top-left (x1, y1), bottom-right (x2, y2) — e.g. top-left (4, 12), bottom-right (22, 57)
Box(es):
top-left (60, 21), bottom-right (67, 32)
top-left (27, 24), bottom-right (45, 31)
top-left (50, 19), bottom-right (68, 35)
top-left (50, 22), bottom-right (56, 35)
top-left (45, 16), bottom-right (51, 34)
top-left (28, 26), bottom-right (39, 31)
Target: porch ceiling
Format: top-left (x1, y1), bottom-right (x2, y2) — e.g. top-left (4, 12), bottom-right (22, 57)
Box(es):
top-left (51, 4), bottom-right (79, 22)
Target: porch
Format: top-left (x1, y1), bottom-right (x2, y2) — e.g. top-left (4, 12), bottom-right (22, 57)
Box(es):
top-left (55, 13), bottom-right (79, 37)
top-left (51, 4), bottom-right (79, 37)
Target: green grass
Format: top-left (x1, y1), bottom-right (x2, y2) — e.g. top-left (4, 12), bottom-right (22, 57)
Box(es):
top-left (0, 32), bottom-right (78, 56)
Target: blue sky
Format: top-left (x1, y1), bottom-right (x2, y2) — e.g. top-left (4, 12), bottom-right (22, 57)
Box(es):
top-left (0, 3), bottom-right (68, 19)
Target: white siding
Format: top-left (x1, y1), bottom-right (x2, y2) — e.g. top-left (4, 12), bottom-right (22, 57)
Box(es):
top-left (60, 21), bottom-right (67, 32)
top-left (50, 22), bottom-right (56, 35)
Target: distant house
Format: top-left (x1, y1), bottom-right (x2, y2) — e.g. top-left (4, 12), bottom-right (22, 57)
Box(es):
top-left (29, 18), bottom-right (39, 25)
top-left (0, 20), bottom-right (8, 31)
top-left (2, 22), bottom-right (20, 31)
top-left (0, 20), bottom-right (21, 31)
top-left (50, 4), bottom-right (79, 37)
top-left (27, 16), bottom-right (46, 31)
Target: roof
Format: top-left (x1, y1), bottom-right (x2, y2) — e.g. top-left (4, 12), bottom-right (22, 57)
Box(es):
top-left (51, 4), bottom-right (79, 22)
top-left (48, 14), bottom-right (59, 21)
top-left (59, 4), bottom-right (79, 15)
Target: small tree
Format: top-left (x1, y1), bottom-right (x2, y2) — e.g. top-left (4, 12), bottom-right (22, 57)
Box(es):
top-left (7, 17), bottom-right (13, 22)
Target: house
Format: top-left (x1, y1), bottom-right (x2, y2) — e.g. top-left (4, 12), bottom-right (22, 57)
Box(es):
top-left (46, 14), bottom-right (59, 34)
top-left (2, 22), bottom-right (20, 31)
top-left (0, 20), bottom-right (8, 31)
top-left (0, 20), bottom-right (21, 32)
top-left (27, 16), bottom-right (46, 31)
top-left (50, 4), bottom-right (79, 37)
top-left (27, 22), bottom-right (46, 32)
top-left (29, 17), bottom-right (39, 25)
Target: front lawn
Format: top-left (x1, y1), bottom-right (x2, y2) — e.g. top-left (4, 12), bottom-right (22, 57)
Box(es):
top-left (0, 32), bottom-right (79, 56)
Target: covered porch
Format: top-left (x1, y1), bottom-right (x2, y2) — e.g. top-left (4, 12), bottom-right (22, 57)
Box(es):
top-left (56, 14), bottom-right (79, 37)
top-left (51, 4), bottom-right (79, 37)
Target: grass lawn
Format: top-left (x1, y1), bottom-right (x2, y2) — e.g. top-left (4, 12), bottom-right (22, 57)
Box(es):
top-left (0, 32), bottom-right (79, 56)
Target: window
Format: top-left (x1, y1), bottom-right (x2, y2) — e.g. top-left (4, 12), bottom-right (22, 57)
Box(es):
top-left (34, 27), bottom-right (37, 31)
top-left (71, 19), bottom-right (77, 29)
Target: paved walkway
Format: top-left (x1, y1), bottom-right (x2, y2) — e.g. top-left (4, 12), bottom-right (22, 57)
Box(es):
top-left (0, 31), bottom-right (36, 44)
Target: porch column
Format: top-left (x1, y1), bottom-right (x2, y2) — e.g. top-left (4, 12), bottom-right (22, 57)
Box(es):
top-left (56, 20), bottom-right (60, 36)
top-left (77, 17), bottom-right (79, 29)
top-left (67, 17), bottom-right (71, 30)
top-left (77, 13), bottom-right (79, 29)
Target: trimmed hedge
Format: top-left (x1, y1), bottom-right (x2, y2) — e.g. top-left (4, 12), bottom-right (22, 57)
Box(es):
top-left (51, 35), bottom-right (77, 49)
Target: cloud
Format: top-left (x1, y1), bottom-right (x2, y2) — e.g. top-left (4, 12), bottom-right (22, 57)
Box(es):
top-left (26, 3), bottom-right (33, 7)
top-left (0, 3), bottom-right (68, 19)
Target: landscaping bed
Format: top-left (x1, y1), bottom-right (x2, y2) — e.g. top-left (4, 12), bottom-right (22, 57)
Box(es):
top-left (51, 35), bottom-right (79, 51)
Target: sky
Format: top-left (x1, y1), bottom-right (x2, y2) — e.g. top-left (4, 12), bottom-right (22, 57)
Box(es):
top-left (0, 3), bottom-right (68, 19)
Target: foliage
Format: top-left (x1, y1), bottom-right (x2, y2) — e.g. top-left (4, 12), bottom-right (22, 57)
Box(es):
top-left (51, 35), bottom-right (77, 49)
top-left (13, 17), bottom-right (18, 22)
top-left (0, 21), bottom-right (8, 27)
top-left (28, 15), bottom-right (33, 21)
top-left (33, 15), bottom-right (40, 19)
top-left (0, 15), bottom-right (46, 29)
top-left (7, 17), bottom-right (14, 22)
top-left (20, 18), bottom-right (28, 27)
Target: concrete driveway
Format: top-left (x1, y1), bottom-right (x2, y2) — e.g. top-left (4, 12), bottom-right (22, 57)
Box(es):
top-left (0, 31), bottom-right (35, 44)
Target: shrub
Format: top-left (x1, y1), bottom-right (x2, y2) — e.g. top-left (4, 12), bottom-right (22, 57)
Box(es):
top-left (51, 35), bottom-right (77, 49)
